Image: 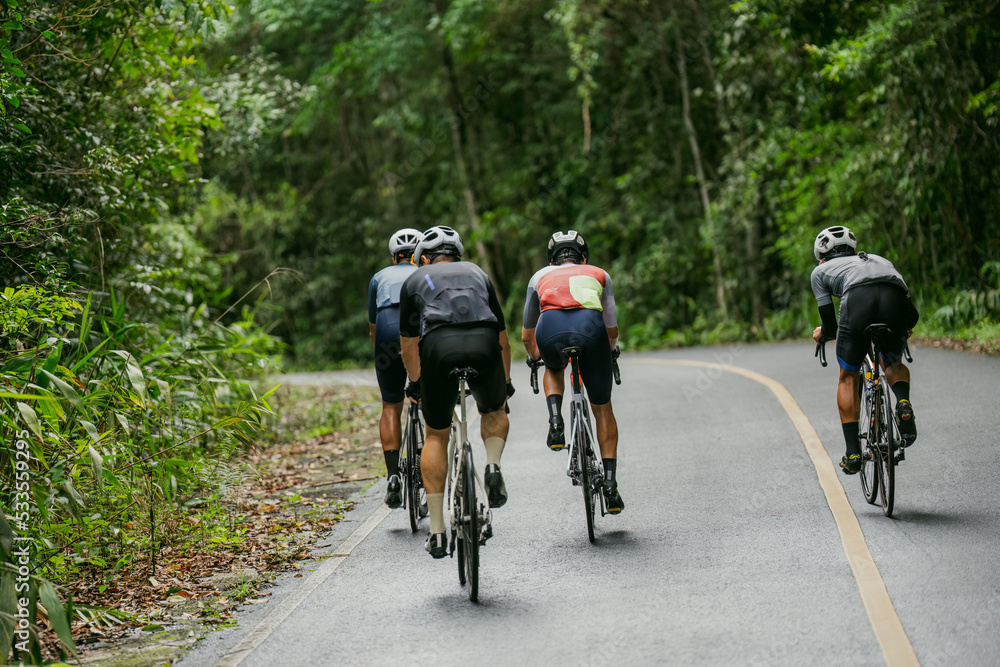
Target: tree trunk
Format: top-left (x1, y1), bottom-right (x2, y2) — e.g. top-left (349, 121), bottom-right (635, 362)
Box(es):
top-left (674, 20), bottom-right (727, 315)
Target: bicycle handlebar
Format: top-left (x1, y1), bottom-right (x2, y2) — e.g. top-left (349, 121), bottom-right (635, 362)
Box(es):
top-left (612, 346), bottom-right (621, 385)
top-left (903, 343), bottom-right (913, 363)
top-left (815, 341), bottom-right (828, 367)
top-left (527, 357), bottom-right (543, 394)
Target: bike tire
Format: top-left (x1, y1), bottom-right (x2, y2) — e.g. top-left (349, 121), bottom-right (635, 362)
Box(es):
top-left (880, 386), bottom-right (895, 517)
top-left (405, 408), bottom-right (419, 532)
top-left (458, 444), bottom-right (479, 601)
top-left (858, 363), bottom-right (878, 505)
top-left (579, 418), bottom-right (597, 543)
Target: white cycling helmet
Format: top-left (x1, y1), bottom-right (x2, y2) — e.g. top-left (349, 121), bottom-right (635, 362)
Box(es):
top-left (388, 228), bottom-right (421, 257)
top-left (813, 226), bottom-right (857, 261)
top-left (414, 225), bottom-right (463, 265)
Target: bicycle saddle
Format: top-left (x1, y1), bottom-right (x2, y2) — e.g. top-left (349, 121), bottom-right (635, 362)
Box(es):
top-left (449, 366), bottom-right (479, 380)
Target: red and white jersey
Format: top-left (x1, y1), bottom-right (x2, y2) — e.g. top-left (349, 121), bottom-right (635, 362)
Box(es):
top-left (522, 263), bottom-right (617, 329)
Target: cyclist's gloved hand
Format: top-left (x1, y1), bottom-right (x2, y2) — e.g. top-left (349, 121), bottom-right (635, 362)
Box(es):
top-left (612, 346), bottom-right (621, 360)
top-left (404, 378), bottom-right (421, 401)
top-left (506, 380), bottom-right (516, 398)
top-left (526, 356), bottom-right (543, 369)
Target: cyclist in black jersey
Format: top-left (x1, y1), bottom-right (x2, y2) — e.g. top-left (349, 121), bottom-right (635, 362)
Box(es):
top-left (368, 229), bottom-right (421, 508)
top-left (809, 226), bottom-right (919, 474)
top-left (398, 226), bottom-right (513, 558)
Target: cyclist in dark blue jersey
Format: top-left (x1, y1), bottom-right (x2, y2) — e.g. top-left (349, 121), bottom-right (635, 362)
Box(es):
top-left (809, 226), bottom-right (919, 474)
top-left (398, 226), bottom-right (513, 558)
top-left (368, 228), bottom-right (420, 508)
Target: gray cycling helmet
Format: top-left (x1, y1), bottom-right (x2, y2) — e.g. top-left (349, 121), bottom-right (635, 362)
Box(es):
top-left (414, 225), bottom-right (463, 265)
top-left (547, 230), bottom-right (589, 264)
top-left (813, 226), bottom-right (857, 261)
top-left (389, 228), bottom-right (421, 258)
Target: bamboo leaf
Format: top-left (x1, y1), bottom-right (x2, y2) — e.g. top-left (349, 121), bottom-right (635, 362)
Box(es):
top-left (0, 507), bottom-right (12, 558)
top-left (126, 364), bottom-right (149, 404)
top-left (81, 420), bottom-right (101, 445)
top-left (16, 401), bottom-right (42, 439)
top-left (41, 370), bottom-right (87, 415)
top-left (0, 563), bottom-right (15, 659)
top-left (39, 581), bottom-right (78, 659)
top-left (88, 445), bottom-right (104, 489)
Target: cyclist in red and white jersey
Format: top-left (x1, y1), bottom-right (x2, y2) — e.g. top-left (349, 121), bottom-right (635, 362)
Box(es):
top-left (521, 231), bottom-right (623, 513)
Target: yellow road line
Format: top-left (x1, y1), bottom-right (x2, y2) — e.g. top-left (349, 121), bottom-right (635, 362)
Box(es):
top-left (648, 358), bottom-right (919, 667)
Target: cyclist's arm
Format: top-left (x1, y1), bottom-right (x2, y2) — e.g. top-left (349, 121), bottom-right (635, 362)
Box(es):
top-left (498, 330), bottom-right (512, 382)
top-left (521, 278), bottom-right (542, 360)
top-left (521, 327), bottom-right (540, 361)
top-left (400, 336), bottom-right (420, 383)
top-left (367, 276), bottom-right (378, 345)
top-left (817, 303), bottom-right (837, 340)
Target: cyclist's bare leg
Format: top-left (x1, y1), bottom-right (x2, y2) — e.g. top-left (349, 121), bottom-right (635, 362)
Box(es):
top-left (379, 401), bottom-right (403, 453)
top-left (883, 360), bottom-right (910, 387)
top-left (420, 425), bottom-right (450, 534)
top-left (542, 366), bottom-right (566, 397)
top-left (420, 426), bottom-right (449, 494)
top-left (837, 368), bottom-right (861, 423)
top-left (591, 402), bottom-right (618, 459)
top-left (480, 408), bottom-right (509, 465)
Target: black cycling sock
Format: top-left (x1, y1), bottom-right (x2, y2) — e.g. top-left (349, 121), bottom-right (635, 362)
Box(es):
top-left (842, 422), bottom-right (860, 457)
top-left (891, 381), bottom-right (910, 403)
top-left (383, 449), bottom-right (400, 478)
top-left (546, 394), bottom-right (563, 421)
top-left (603, 458), bottom-right (617, 484)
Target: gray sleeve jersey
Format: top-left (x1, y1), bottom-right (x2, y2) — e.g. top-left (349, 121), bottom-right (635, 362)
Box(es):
top-left (810, 254), bottom-right (908, 306)
top-left (371, 264), bottom-right (417, 312)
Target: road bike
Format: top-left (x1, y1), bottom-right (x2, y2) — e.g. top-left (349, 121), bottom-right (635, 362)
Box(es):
top-left (816, 325), bottom-right (912, 517)
top-left (531, 347), bottom-right (620, 542)
top-left (445, 367), bottom-right (492, 602)
top-left (399, 400), bottom-right (427, 532)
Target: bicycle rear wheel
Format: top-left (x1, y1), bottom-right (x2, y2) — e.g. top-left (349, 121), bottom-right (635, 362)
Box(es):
top-left (858, 364), bottom-right (878, 504)
top-left (879, 387), bottom-right (895, 517)
top-left (405, 406), bottom-right (425, 533)
top-left (577, 415), bottom-right (598, 543)
top-left (455, 444), bottom-right (479, 601)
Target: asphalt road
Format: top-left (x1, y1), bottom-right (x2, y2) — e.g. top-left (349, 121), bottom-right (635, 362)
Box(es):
top-left (179, 342), bottom-right (1000, 666)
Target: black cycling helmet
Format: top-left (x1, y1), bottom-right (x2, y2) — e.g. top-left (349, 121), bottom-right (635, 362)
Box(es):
top-left (547, 230), bottom-right (589, 264)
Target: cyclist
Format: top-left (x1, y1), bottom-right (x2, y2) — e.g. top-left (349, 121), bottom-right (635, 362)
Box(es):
top-left (368, 228), bottom-right (421, 508)
top-left (521, 230), bottom-right (624, 514)
top-left (810, 226), bottom-right (919, 475)
top-left (398, 225), bottom-right (514, 558)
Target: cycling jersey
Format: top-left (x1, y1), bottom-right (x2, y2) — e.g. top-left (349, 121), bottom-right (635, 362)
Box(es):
top-left (809, 253), bottom-right (908, 307)
top-left (522, 264), bottom-right (617, 329)
top-left (398, 261), bottom-right (505, 339)
top-left (368, 263), bottom-right (416, 403)
top-left (368, 263), bottom-right (417, 323)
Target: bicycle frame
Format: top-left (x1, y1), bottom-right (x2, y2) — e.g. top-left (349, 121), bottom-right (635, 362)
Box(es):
top-left (565, 354), bottom-right (604, 495)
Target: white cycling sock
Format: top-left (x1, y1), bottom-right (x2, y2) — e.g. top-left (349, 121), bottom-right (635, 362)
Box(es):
top-left (427, 493), bottom-right (445, 534)
top-left (484, 436), bottom-right (505, 466)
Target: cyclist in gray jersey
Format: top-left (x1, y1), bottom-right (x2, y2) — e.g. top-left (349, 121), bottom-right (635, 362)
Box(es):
top-left (398, 226), bottom-right (513, 559)
top-left (809, 226), bottom-right (919, 474)
top-left (368, 229), bottom-right (420, 508)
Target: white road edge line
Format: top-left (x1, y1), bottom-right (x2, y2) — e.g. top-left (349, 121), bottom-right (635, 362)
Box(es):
top-left (214, 503), bottom-right (392, 667)
top-left (649, 359), bottom-right (919, 667)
